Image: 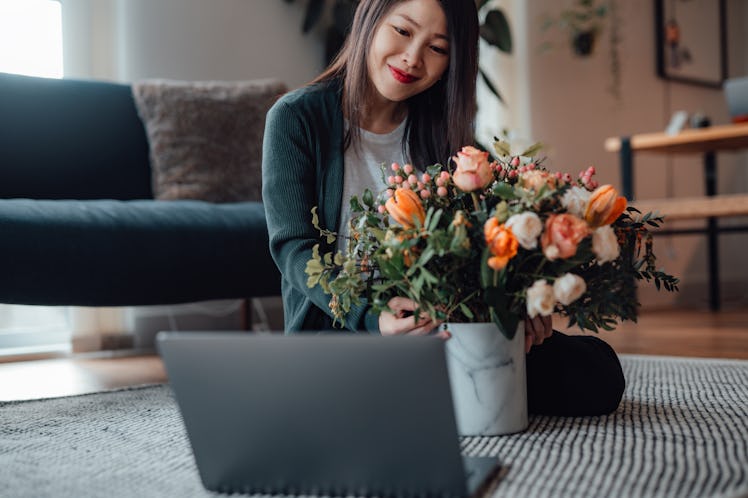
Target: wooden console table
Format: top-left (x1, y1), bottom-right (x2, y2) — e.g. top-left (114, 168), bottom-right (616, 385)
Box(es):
top-left (605, 122), bottom-right (748, 310)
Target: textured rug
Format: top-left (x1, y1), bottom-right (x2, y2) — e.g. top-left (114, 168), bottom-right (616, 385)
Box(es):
top-left (1, 355), bottom-right (746, 498)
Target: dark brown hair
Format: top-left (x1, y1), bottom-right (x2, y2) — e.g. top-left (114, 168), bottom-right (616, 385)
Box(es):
top-left (313, 0), bottom-right (479, 168)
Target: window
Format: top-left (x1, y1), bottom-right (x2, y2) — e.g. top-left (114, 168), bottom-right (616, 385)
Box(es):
top-left (0, 305), bottom-right (71, 355)
top-left (0, 0), bottom-right (69, 355)
top-left (0, 0), bottom-right (63, 78)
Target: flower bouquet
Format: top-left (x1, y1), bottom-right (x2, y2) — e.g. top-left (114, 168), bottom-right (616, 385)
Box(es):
top-left (305, 140), bottom-right (679, 340)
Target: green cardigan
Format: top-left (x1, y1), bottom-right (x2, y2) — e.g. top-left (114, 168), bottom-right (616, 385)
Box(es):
top-left (262, 80), bottom-right (380, 333)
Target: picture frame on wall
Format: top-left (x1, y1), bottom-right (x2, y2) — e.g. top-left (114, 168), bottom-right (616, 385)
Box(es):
top-left (655, 0), bottom-right (727, 88)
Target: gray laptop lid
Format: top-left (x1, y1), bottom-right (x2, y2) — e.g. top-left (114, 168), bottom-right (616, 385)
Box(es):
top-left (157, 332), bottom-right (501, 497)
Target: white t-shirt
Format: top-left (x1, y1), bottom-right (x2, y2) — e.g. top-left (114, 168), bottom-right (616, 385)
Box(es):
top-left (337, 120), bottom-right (408, 253)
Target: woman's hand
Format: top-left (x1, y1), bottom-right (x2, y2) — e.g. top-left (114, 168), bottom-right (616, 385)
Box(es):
top-left (379, 297), bottom-right (451, 340)
top-left (524, 315), bottom-right (553, 353)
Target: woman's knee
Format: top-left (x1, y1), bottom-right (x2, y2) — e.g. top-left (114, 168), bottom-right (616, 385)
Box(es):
top-left (526, 332), bottom-right (625, 416)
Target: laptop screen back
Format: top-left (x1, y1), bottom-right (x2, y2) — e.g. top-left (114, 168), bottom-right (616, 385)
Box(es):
top-left (158, 332), bottom-right (468, 497)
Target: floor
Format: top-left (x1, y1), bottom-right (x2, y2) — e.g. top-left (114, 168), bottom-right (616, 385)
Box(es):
top-left (0, 308), bottom-right (746, 402)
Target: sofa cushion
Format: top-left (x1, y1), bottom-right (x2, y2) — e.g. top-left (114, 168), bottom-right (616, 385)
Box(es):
top-left (0, 199), bottom-right (281, 305)
top-left (133, 79), bottom-right (286, 203)
top-left (0, 72), bottom-right (152, 200)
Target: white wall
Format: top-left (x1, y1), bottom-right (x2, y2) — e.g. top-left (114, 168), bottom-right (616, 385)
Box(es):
top-left (62, 0), bottom-right (326, 88)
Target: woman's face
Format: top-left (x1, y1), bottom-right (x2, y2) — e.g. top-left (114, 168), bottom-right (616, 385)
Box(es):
top-left (366, 0), bottom-right (450, 106)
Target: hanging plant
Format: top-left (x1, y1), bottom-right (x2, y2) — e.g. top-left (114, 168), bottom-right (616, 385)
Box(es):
top-left (539, 0), bottom-right (608, 57)
top-left (539, 0), bottom-right (622, 100)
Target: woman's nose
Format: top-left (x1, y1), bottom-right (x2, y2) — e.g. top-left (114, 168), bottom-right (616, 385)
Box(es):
top-left (402, 44), bottom-right (424, 69)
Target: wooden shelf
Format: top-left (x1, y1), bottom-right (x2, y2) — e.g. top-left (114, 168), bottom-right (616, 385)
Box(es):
top-left (605, 122), bottom-right (748, 155)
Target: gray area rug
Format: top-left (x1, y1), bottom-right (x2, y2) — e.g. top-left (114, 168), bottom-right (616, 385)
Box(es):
top-left (1, 355), bottom-right (746, 498)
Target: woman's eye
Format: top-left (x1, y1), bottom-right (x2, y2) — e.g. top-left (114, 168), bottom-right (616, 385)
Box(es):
top-left (431, 45), bottom-right (449, 55)
top-left (393, 26), bottom-right (409, 37)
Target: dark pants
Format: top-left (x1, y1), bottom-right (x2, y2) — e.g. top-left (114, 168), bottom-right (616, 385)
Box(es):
top-left (526, 331), bottom-right (625, 416)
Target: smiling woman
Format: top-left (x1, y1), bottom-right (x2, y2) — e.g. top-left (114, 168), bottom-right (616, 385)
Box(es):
top-left (0, 0), bottom-right (63, 78)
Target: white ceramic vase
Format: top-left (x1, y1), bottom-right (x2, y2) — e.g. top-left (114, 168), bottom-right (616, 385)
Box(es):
top-left (444, 321), bottom-right (528, 436)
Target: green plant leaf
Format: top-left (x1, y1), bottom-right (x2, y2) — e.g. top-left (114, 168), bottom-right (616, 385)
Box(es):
top-left (520, 142), bottom-right (544, 157)
top-left (459, 303), bottom-right (475, 320)
top-left (492, 182), bottom-right (517, 200)
top-left (480, 9), bottom-right (512, 53)
top-left (302, 0), bottom-right (325, 33)
top-left (479, 68), bottom-right (504, 104)
top-left (362, 189), bottom-right (374, 208)
top-left (493, 140), bottom-right (512, 157)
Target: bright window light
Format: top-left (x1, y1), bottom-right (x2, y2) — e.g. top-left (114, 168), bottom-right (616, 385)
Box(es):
top-left (0, 0), bottom-right (63, 79)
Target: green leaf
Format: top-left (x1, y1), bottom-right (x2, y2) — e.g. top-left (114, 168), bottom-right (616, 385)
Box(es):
top-left (349, 196), bottom-right (363, 213)
top-left (302, 0), bottom-right (325, 33)
top-left (480, 9), bottom-right (512, 53)
top-left (459, 303), bottom-right (475, 320)
top-left (519, 142), bottom-right (544, 158)
top-left (479, 68), bottom-right (504, 104)
top-left (493, 140), bottom-right (512, 157)
top-left (362, 189), bottom-right (374, 208)
top-left (490, 306), bottom-right (519, 340)
top-left (492, 182), bottom-right (517, 200)
top-left (420, 267), bottom-right (439, 285)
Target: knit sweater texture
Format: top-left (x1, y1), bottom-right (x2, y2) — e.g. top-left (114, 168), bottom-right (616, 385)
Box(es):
top-left (262, 80), bottom-right (380, 333)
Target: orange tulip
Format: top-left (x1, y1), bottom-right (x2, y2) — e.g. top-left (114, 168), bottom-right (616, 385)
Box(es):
top-left (484, 217), bottom-right (519, 270)
top-left (385, 188), bottom-right (426, 229)
top-left (584, 185), bottom-right (627, 227)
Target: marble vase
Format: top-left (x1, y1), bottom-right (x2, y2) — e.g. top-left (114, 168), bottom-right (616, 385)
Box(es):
top-left (444, 322), bottom-right (528, 436)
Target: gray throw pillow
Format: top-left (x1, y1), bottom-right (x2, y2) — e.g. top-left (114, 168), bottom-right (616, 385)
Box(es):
top-left (132, 79), bottom-right (286, 202)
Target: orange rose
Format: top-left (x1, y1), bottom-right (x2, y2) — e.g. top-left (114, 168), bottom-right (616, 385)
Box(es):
top-left (385, 188), bottom-right (426, 228)
top-left (541, 214), bottom-right (590, 260)
top-left (452, 146), bottom-right (494, 192)
top-left (484, 217), bottom-right (519, 270)
top-left (584, 185), bottom-right (627, 227)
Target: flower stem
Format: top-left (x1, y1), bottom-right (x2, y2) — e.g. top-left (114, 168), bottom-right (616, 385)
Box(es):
top-left (470, 192), bottom-right (481, 212)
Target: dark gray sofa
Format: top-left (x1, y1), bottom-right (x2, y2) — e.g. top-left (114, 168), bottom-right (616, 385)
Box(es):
top-left (0, 72), bottom-right (280, 306)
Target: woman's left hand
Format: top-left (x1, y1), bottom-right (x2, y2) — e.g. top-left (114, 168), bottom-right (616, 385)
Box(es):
top-left (524, 315), bottom-right (553, 353)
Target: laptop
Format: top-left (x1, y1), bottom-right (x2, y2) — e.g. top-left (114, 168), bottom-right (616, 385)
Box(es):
top-left (724, 76), bottom-right (748, 123)
top-left (157, 332), bottom-right (505, 497)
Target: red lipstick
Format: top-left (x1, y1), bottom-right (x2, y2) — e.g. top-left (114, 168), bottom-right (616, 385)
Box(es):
top-left (388, 65), bottom-right (419, 84)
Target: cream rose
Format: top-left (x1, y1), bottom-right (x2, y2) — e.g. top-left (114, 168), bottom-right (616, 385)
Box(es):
top-left (526, 279), bottom-right (555, 318)
top-left (553, 273), bottom-right (587, 305)
top-left (451, 146), bottom-right (494, 192)
top-left (505, 212), bottom-right (542, 250)
top-left (592, 225), bottom-right (620, 264)
top-left (561, 186), bottom-right (591, 218)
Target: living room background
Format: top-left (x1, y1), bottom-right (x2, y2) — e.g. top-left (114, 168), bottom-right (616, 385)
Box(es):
top-left (3, 0), bottom-right (746, 354)
top-left (64, 0), bottom-right (747, 310)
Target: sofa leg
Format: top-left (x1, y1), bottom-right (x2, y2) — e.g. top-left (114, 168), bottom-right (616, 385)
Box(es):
top-left (241, 299), bottom-right (253, 331)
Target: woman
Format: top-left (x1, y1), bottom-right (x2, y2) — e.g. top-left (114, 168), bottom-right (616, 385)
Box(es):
top-left (262, 0), bottom-right (624, 416)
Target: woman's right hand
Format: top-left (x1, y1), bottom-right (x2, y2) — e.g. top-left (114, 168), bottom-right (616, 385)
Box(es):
top-left (378, 297), bottom-right (451, 340)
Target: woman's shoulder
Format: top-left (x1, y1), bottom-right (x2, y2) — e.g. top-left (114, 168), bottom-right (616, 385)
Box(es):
top-left (273, 79), bottom-right (342, 114)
